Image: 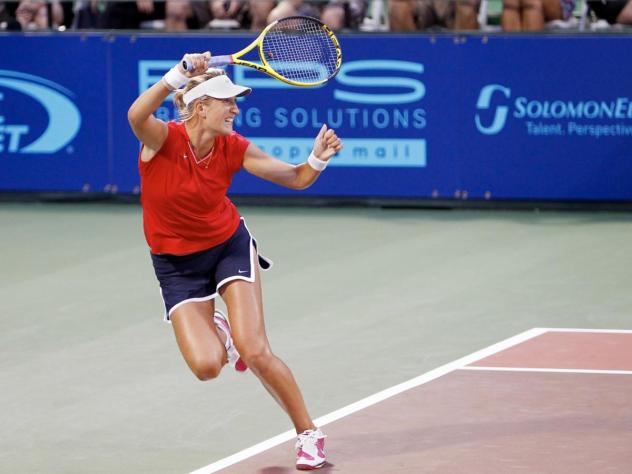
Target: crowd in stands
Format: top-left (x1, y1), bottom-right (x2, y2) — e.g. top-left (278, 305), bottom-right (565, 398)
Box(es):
top-left (1, 0), bottom-right (632, 32)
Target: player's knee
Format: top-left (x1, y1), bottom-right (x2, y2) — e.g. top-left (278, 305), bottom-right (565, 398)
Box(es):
top-left (239, 345), bottom-right (273, 370)
top-left (190, 358), bottom-right (223, 381)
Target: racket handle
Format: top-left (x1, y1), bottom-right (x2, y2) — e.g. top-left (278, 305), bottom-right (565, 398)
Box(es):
top-left (182, 55), bottom-right (233, 71)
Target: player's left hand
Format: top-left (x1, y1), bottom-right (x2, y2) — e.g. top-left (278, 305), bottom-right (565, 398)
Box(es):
top-left (313, 124), bottom-right (343, 161)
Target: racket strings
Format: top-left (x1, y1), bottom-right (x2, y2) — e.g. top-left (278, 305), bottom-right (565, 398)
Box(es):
top-left (262, 17), bottom-right (339, 84)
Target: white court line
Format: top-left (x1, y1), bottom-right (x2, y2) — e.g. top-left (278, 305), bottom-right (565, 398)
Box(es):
top-left (538, 327), bottom-right (632, 334)
top-left (190, 327), bottom-right (632, 473)
top-left (190, 327), bottom-right (548, 474)
top-left (460, 366), bottom-right (632, 376)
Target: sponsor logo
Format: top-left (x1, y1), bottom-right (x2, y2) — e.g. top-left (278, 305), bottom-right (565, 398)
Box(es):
top-left (332, 60), bottom-right (425, 105)
top-left (475, 83), bottom-right (632, 138)
top-left (0, 70), bottom-right (81, 153)
top-left (138, 59), bottom-right (427, 127)
top-left (475, 84), bottom-right (510, 135)
top-left (138, 59), bottom-right (428, 166)
top-left (139, 60), bottom-right (425, 105)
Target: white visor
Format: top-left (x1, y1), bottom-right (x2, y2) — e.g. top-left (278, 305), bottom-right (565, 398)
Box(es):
top-left (183, 75), bottom-right (251, 106)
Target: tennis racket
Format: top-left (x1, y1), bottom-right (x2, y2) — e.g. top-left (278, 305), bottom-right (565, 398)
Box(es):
top-left (182, 16), bottom-right (342, 87)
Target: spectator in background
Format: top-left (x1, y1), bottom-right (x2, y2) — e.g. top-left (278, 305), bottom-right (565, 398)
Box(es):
top-left (209, 0), bottom-right (244, 20)
top-left (72, 1), bottom-right (105, 29)
top-left (321, 0), bottom-right (367, 30)
top-left (545, 0), bottom-right (576, 24)
top-left (501, 0), bottom-right (575, 31)
top-left (267, 0), bottom-right (321, 23)
top-left (502, 0), bottom-right (543, 30)
top-left (101, 1), bottom-right (165, 29)
top-left (614, 0), bottom-right (632, 24)
top-left (455, 0), bottom-right (479, 28)
top-left (388, 0), bottom-right (455, 31)
top-left (587, 0), bottom-right (632, 26)
top-left (389, 0), bottom-right (480, 31)
top-left (208, 0), bottom-right (251, 28)
top-left (100, 0), bottom-right (209, 31)
top-left (0, 2), bottom-right (22, 30)
top-left (165, 0), bottom-right (191, 30)
top-left (16, 0), bottom-right (64, 29)
top-left (248, 0), bottom-right (274, 30)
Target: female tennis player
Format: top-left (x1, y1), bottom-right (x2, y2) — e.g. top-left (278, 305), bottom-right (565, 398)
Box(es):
top-left (127, 52), bottom-right (341, 471)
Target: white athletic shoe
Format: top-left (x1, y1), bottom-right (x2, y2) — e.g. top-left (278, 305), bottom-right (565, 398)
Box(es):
top-left (295, 428), bottom-right (326, 470)
top-left (213, 310), bottom-right (247, 372)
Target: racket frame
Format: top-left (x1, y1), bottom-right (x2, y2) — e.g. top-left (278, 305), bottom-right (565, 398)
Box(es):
top-left (187, 16), bottom-right (342, 88)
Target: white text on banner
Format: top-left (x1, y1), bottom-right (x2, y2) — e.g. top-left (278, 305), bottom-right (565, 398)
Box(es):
top-left (251, 138), bottom-right (426, 167)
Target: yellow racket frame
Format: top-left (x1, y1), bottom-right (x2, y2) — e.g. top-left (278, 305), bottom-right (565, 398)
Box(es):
top-left (227, 18), bottom-right (342, 87)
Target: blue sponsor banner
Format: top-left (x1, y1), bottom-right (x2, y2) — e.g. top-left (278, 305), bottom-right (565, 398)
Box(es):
top-left (1, 33), bottom-right (631, 200)
top-left (462, 35), bottom-right (632, 200)
top-left (0, 35), bottom-right (109, 192)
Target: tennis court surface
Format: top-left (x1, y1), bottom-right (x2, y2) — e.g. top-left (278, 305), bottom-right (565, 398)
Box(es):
top-left (193, 328), bottom-right (632, 473)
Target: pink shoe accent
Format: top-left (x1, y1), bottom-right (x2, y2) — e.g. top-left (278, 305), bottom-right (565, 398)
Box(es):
top-left (315, 438), bottom-right (325, 458)
top-left (295, 429), bottom-right (326, 470)
top-left (296, 461), bottom-right (325, 471)
top-left (213, 310), bottom-right (248, 373)
top-left (235, 357), bottom-right (248, 372)
top-left (297, 449), bottom-right (315, 461)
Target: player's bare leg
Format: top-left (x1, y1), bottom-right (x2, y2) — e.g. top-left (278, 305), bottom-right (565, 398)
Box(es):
top-left (219, 247), bottom-right (316, 433)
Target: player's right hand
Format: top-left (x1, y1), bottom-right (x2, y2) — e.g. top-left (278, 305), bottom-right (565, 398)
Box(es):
top-left (179, 52), bottom-right (211, 77)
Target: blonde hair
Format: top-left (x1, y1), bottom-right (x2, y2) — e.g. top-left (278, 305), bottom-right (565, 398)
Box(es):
top-left (173, 68), bottom-right (226, 122)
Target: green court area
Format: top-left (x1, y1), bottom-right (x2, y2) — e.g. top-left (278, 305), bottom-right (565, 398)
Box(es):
top-left (1, 202), bottom-right (630, 473)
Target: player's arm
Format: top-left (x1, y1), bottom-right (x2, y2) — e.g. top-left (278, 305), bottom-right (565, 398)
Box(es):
top-left (127, 80), bottom-right (171, 153)
top-left (243, 124), bottom-right (342, 190)
top-left (127, 52), bottom-right (210, 159)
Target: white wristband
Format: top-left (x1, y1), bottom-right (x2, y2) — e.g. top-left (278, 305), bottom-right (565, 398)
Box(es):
top-left (307, 151), bottom-right (328, 172)
top-left (162, 66), bottom-right (189, 91)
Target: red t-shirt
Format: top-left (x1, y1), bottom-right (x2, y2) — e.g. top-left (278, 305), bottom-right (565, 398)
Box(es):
top-left (139, 121), bottom-right (250, 255)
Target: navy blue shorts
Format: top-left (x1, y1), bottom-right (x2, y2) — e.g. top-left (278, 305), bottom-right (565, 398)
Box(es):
top-left (151, 218), bottom-right (272, 321)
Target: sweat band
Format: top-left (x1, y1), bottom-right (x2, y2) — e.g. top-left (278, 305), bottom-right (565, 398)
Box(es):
top-left (162, 66), bottom-right (189, 91)
top-left (307, 152), bottom-right (328, 172)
